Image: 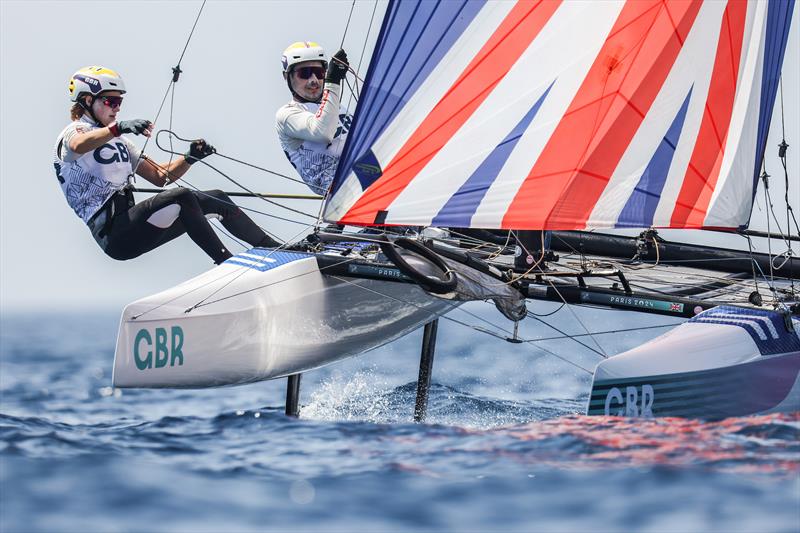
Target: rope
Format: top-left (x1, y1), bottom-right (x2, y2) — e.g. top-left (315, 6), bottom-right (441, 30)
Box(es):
top-left (175, 180), bottom-right (304, 228)
top-left (130, 0), bottom-right (206, 178)
top-left (213, 152), bottom-right (308, 186)
top-left (344, 0), bottom-right (380, 113)
top-left (339, 0), bottom-right (357, 49)
top-left (154, 129), bottom-right (319, 221)
top-left (777, 76), bottom-right (797, 295)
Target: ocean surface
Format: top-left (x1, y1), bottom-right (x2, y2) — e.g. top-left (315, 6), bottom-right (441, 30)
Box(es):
top-left (1, 305), bottom-right (798, 532)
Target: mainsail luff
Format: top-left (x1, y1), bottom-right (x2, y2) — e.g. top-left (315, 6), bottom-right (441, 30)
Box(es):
top-left (324, 0), bottom-right (795, 231)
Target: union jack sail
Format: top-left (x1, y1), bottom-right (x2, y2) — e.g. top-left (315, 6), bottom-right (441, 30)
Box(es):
top-left (324, 0), bottom-right (794, 230)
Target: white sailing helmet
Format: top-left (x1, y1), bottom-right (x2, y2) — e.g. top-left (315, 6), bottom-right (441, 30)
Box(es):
top-left (69, 66), bottom-right (126, 101)
top-left (281, 41), bottom-right (327, 75)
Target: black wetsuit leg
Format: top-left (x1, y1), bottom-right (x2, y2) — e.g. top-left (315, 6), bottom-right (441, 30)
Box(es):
top-left (101, 188), bottom-right (275, 263)
top-left (193, 189), bottom-right (279, 248)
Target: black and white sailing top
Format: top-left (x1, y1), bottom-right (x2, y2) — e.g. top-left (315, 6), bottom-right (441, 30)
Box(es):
top-left (53, 115), bottom-right (142, 223)
top-left (275, 83), bottom-right (352, 195)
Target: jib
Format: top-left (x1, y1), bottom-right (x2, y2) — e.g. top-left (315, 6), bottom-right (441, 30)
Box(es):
top-left (604, 385), bottom-right (654, 417)
top-left (134, 327), bottom-right (184, 370)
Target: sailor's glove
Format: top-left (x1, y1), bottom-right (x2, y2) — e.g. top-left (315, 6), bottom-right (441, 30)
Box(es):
top-left (185, 139), bottom-right (216, 165)
top-left (110, 119), bottom-right (152, 137)
top-left (325, 49), bottom-right (349, 85)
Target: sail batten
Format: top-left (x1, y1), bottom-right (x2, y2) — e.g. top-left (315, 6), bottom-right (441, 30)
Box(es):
top-left (325, 0), bottom-right (794, 231)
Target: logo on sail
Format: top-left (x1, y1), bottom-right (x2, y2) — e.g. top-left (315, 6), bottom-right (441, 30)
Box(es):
top-left (352, 149), bottom-right (383, 188)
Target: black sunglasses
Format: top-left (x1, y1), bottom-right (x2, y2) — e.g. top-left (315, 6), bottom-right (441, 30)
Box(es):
top-left (99, 95), bottom-right (124, 108)
top-left (294, 66), bottom-right (326, 80)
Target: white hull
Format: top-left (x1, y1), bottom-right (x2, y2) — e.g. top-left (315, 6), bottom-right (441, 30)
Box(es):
top-left (112, 250), bottom-right (455, 388)
top-left (588, 306), bottom-right (800, 418)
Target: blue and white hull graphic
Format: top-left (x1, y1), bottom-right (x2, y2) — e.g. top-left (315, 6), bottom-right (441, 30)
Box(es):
top-left (588, 306), bottom-right (800, 418)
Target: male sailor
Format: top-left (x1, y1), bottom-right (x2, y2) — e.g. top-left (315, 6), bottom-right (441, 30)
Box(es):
top-left (55, 66), bottom-right (279, 265)
top-left (275, 42), bottom-right (352, 196)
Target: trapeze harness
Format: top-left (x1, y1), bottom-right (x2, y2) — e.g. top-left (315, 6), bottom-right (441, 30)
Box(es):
top-left (275, 82), bottom-right (353, 195)
top-left (54, 116), bottom-right (273, 264)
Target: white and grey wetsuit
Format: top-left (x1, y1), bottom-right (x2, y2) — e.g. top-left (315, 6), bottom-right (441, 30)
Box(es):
top-left (275, 82), bottom-right (353, 195)
top-left (53, 116), bottom-right (273, 263)
top-left (54, 115), bottom-right (141, 223)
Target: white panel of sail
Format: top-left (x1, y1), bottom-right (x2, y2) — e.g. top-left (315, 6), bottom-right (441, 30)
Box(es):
top-left (469, 1), bottom-right (625, 230)
top-left (323, 1), bottom-right (516, 222)
top-left (587, 0), bottom-right (726, 228)
top-left (325, 0), bottom-right (794, 231)
top-left (704, 2), bottom-right (767, 227)
top-left (384, 1), bottom-right (625, 227)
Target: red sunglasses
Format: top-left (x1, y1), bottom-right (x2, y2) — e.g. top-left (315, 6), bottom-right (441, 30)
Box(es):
top-left (294, 66), bottom-right (326, 80)
top-left (99, 95), bottom-right (124, 108)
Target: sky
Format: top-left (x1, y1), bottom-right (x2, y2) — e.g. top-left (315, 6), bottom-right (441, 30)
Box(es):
top-left (0, 0), bottom-right (798, 312)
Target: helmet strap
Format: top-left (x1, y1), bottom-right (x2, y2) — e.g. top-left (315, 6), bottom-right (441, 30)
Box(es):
top-left (79, 95), bottom-right (100, 125)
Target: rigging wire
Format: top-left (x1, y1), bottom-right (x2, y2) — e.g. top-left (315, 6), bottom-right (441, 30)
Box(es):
top-left (166, 233), bottom-right (594, 374)
top-left (761, 170), bottom-right (778, 295)
top-left (745, 234), bottom-right (763, 300)
top-left (122, 0), bottom-right (798, 371)
top-left (133, 155), bottom-right (315, 228)
top-left (777, 76), bottom-right (797, 295)
top-left (130, 0), bottom-right (206, 177)
top-left (177, 180), bottom-right (314, 227)
top-left (309, 0), bottom-right (367, 229)
top-left (212, 152), bottom-right (308, 186)
top-left (339, 0), bottom-right (357, 49)
top-left (155, 129), bottom-right (319, 221)
top-left (344, 0), bottom-right (380, 113)
top-left (186, 255), bottom-right (361, 309)
top-left (130, 221), bottom-right (320, 320)
top-left (532, 280), bottom-right (608, 358)
top-left (325, 275), bottom-right (595, 374)
top-left (130, 266), bottom-right (250, 320)
top-left (181, 207), bottom-right (360, 314)
top-left (533, 322), bottom-right (678, 342)
top-left (549, 230), bottom-right (795, 301)
top-left (122, 2), bottom-right (325, 247)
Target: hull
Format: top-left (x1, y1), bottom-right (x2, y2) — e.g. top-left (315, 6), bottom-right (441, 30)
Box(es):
top-left (587, 306), bottom-right (800, 418)
top-left (112, 249), bottom-right (455, 388)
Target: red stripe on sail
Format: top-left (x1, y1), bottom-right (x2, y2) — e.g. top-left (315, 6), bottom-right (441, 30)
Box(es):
top-left (670, 0), bottom-right (748, 228)
top-left (339, 0), bottom-right (561, 226)
top-left (502, 0), bottom-right (703, 230)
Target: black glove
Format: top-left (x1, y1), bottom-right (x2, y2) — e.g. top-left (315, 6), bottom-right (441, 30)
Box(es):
top-left (115, 119), bottom-right (151, 135)
top-left (184, 139), bottom-right (216, 165)
top-left (325, 49), bottom-right (349, 85)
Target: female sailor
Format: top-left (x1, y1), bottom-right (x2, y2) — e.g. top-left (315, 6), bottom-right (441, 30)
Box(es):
top-left (55, 66), bottom-right (279, 265)
top-left (275, 42), bottom-right (352, 196)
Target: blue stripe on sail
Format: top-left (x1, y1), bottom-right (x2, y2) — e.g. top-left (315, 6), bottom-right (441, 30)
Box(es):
top-left (431, 82), bottom-right (554, 227)
top-left (748, 0), bottom-right (795, 228)
top-left (616, 88), bottom-right (693, 228)
top-left (330, 0), bottom-right (486, 196)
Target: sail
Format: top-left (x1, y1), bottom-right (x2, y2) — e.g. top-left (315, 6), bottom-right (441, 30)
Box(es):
top-left (324, 0), bottom-right (794, 230)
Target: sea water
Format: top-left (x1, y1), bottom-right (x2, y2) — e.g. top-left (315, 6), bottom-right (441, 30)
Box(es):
top-left (1, 305), bottom-right (798, 532)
